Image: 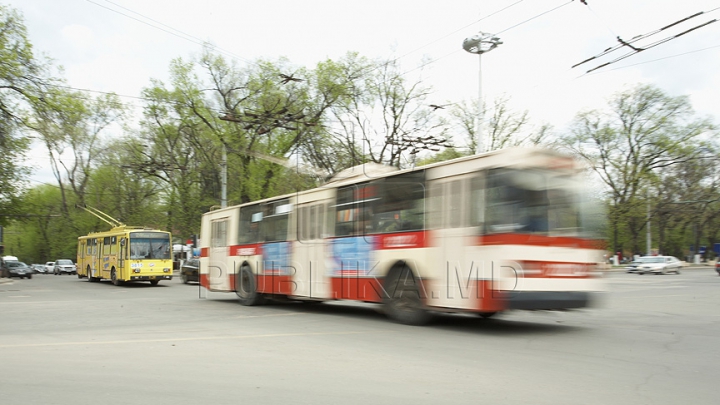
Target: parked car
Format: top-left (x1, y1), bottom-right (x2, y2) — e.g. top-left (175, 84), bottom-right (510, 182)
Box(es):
top-left (625, 256), bottom-right (682, 275)
top-left (45, 262), bottom-right (55, 273)
top-left (53, 259), bottom-right (77, 275)
top-left (31, 264), bottom-right (47, 274)
top-left (4, 261), bottom-right (33, 279)
top-left (1, 256), bottom-right (18, 278)
top-left (180, 258), bottom-right (199, 284)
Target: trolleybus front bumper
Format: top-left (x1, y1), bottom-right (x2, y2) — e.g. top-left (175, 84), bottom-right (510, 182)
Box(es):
top-left (129, 275), bottom-right (173, 281)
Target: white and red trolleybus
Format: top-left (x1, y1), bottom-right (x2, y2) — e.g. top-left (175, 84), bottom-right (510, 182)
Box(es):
top-left (199, 147), bottom-right (605, 324)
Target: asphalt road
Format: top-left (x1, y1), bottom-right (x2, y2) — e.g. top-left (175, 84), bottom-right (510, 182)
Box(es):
top-left (1, 268), bottom-right (718, 405)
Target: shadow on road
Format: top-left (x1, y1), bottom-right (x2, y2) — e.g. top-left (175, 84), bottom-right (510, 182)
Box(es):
top-left (202, 295), bottom-right (587, 335)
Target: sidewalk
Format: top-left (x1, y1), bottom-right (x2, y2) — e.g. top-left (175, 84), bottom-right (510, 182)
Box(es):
top-left (0, 277), bottom-right (12, 284)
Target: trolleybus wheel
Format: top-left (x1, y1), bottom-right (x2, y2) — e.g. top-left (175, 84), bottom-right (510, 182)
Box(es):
top-left (111, 269), bottom-right (123, 286)
top-left (382, 265), bottom-right (431, 325)
top-left (236, 265), bottom-right (263, 306)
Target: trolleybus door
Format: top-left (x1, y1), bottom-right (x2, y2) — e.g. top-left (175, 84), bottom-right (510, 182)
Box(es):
top-left (208, 218), bottom-right (230, 291)
top-left (119, 237), bottom-right (126, 275)
top-left (294, 201), bottom-right (331, 300)
top-left (430, 177), bottom-right (477, 310)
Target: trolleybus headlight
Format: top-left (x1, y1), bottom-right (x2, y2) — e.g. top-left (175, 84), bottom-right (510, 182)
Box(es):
top-left (133, 269), bottom-right (141, 273)
top-left (163, 268), bottom-right (170, 272)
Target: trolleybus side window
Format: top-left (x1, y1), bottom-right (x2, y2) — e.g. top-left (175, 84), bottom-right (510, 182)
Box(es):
top-left (486, 169), bottom-right (539, 233)
top-left (239, 205), bottom-right (263, 244)
top-left (373, 173), bottom-right (425, 233)
top-left (426, 182), bottom-right (443, 229)
top-left (470, 175), bottom-right (486, 229)
top-left (86, 238), bottom-right (96, 255)
top-left (298, 206), bottom-right (308, 241)
top-left (485, 168), bottom-right (580, 235)
top-left (298, 203), bottom-right (325, 242)
top-left (448, 179), bottom-right (464, 229)
top-left (335, 184), bottom-right (374, 237)
top-left (103, 237), bottom-right (111, 255)
top-left (335, 186), bottom-right (354, 237)
top-left (261, 199), bottom-right (291, 242)
top-left (211, 220), bottom-right (228, 247)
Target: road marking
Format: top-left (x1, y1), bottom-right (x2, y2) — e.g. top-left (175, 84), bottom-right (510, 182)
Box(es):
top-left (0, 330), bottom-right (373, 349)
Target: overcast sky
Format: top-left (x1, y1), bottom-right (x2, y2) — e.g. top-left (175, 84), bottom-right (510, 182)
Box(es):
top-left (8, 0), bottom-right (720, 184)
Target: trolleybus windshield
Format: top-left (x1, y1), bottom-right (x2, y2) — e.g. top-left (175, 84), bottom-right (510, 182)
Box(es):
top-left (129, 232), bottom-right (171, 260)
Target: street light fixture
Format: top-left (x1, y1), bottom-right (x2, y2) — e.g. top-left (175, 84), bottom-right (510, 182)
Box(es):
top-left (462, 32), bottom-right (502, 154)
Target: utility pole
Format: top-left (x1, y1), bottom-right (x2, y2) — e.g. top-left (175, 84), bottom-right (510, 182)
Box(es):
top-left (646, 199), bottom-right (651, 255)
top-left (220, 144), bottom-right (227, 208)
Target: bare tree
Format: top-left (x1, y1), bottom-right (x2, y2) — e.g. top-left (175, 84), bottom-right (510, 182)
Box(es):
top-left (330, 55), bottom-right (450, 168)
top-left (449, 95), bottom-right (549, 154)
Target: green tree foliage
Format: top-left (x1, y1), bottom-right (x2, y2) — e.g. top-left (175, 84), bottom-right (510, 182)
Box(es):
top-left (561, 84), bottom-right (716, 256)
top-left (0, 5), bottom-right (54, 224)
top-left (29, 88), bottom-right (126, 221)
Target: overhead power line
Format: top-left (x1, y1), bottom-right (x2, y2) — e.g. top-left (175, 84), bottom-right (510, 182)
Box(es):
top-left (86, 0), bottom-right (250, 64)
top-left (572, 8), bottom-right (719, 73)
top-left (582, 43), bottom-right (720, 75)
top-left (402, 0), bottom-right (575, 77)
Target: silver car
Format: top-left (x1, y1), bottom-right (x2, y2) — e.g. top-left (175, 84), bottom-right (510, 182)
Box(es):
top-left (53, 259), bottom-right (77, 275)
top-left (5, 261), bottom-right (33, 279)
top-left (625, 256), bottom-right (682, 275)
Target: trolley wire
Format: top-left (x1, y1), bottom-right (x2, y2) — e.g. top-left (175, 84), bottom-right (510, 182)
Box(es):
top-left (572, 7), bottom-right (720, 73)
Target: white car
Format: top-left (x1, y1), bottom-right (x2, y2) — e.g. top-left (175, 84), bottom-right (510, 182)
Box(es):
top-left (625, 256), bottom-right (683, 275)
top-left (45, 262), bottom-right (55, 273)
top-left (53, 259), bottom-right (77, 275)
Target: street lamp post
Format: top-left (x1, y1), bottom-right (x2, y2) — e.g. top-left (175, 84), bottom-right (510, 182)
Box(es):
top-left (462, 32), bottom-right (502, 154)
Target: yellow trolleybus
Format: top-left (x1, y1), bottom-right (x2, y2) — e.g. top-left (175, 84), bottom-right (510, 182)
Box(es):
top-left (76, 206), bottom-right (173, 286)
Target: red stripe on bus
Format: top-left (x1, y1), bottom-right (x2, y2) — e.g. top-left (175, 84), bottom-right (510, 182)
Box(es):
top-left (229, 244), bottom-right (262, 256)
top-left (478, 233), bottom-right (603, 249)
top-left (200, 247), bottom-right (209, 258)
top-left (375, 231), bottom-right (427, 250)
top-left (476, 280), bottom-right (506, 312)
top-left (518, 261), bottom-right (596, 278)
top-left (256, 275), bottom-right (294, 295)
top-left (200, 273), bottom-right (210, 289)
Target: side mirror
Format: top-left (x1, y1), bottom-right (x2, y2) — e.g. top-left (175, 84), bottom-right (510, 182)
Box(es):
top-left (120, 238), bottom-right (126, 246)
